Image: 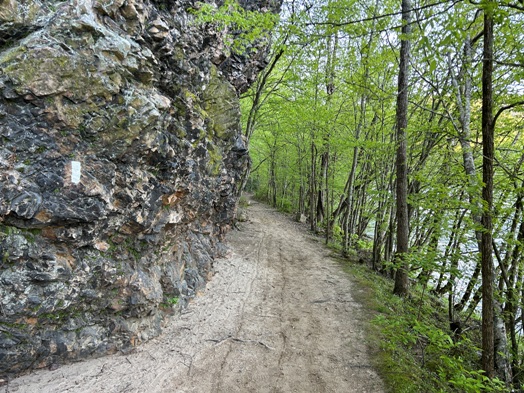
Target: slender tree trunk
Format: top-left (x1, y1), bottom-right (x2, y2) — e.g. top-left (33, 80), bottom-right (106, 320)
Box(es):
top-left (478, 5), bottom-right (512, 383)
top-left (342, 142), bottom-right (359, 255)
top-left (309, 142), bottom-right (317, 232)
top-left (325, 151), bottom-right (330, 244)
top-left (323, 24), bottom-right (338, 244)
top-left (238, 49), bottom-right (285, 197)
top-left (505, 191), bottom-right (524, 373)
top-left (244, 49), bottom-right (285, 145)
top-left (372, 201), bottom-right (385, 270)
top-left (450, 36), bottom-right (486, 319)
top-left (481, 4), bottom-right (495, 378)
top-left (296, 146), bottom-right (306, 221)
top-left (434, 205), bottom-right (465, 294)
top-left (317, 151), bottom-right (328, 224)
top-left (384, 163), bottom-right (397, 271)
top-left (456, 263), bottom-right (481, 313)
top-left (269, 151), bottom-right (277, 207)
top-left (372, 169), bottom-right (390, 270)
top-left (393, 0), bottom-right (412, 297)
top-left (494, 301), bottom-right (512, 383)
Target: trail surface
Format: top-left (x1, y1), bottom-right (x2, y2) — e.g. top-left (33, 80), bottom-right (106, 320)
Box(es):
top-left (3, 200), bottom-right (384, 393)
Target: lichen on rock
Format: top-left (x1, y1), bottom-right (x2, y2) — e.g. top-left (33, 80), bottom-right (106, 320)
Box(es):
top-left (0, 0), bottom-right (280, 377)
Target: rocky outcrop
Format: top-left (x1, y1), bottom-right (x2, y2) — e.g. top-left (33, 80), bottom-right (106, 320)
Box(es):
top-left (0, 0), bottom-right (280, 377)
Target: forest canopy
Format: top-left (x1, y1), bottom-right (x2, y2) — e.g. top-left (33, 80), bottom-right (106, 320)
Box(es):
top-left (238, 0), bottom-right (524, 390)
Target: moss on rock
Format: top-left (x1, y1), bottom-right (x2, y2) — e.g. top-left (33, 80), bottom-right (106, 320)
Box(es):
top-left (202, 65), bottom-right (240, 140)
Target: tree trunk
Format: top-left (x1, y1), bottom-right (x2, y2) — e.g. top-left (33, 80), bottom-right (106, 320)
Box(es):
top-left (296, 141), bottom-right (306, 220)
top-left (325, 151), bottom-right (330, 245)
top-left (269, 152), bottom-right (277, 207)
top-left (384, 197), bottom-right (396, 272)
top-left (342, 142), bottom-right (359, 255)
top-left (455, 263), bottom-right (481, 313)
top-left (238, 49), bottom-right (285, 197)
top-left (393, 0), bottom-right (412, 297)
top-left (505, 190), bottom-right (524, 373)
top-left (481, 4), bottom-right (495, 378)
top-left (435, 207), bottom-right (466, 295)
top-left (317, 150), bottom-right (328, 224)
top-left (309, 142), bottom-right (317, 232)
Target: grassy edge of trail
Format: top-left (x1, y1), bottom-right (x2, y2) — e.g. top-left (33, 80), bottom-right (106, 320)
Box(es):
top-left (330, 252), bottom-right (509, 393)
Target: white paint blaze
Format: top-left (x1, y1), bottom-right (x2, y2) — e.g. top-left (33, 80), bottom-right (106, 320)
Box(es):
top-left (71, 161), bottom-right (81, 184)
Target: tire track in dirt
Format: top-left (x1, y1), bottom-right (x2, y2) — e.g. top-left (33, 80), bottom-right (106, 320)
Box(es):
top-left (214, 230), bottom-right (268, 393)
top-left (1, 200), bottom-right (384, 393)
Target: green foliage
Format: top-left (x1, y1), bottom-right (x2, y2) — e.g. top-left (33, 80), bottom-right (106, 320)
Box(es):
top-left (192, 0), bottom-right (279, 54)
top-left (243, 0), bottom-right (524, 389)
top-left (344, 260), bottom-right (510, 392)
top-left (355, 236), bottom-right (372, 251)
top-left (332, 224), bottom-right (343, 243)
top-left (160, 295), bottom-right (179, 310)
top-left (165, 296), bottom-right (179, 305)
top-left (438, 355), bottom-right (507, 393)
top-left (278, 197), bottom-right (294, 213)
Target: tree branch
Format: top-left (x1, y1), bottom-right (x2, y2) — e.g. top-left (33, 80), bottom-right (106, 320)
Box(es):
top-left (305, 0), bottom-right (464, 27)
top-left (250, 157), bottom-right (268, 174)
top-left (501, 2), bottom-right (524, 11)
top-left (494, 60), bottom-right (524, 68)
top-left (493, 101), bottom-right (524, 129)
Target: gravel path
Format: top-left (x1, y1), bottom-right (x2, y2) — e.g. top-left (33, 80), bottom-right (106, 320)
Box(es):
top-left (2, 200), bottom-right (384, 393)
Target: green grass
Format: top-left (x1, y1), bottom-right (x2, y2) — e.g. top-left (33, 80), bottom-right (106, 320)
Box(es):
top-left (338, 260), bottom-right (431, 392)
top-left (337, 258), bottom-right (508, 393)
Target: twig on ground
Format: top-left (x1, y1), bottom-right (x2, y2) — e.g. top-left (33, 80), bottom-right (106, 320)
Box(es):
top-left (145, 351), bottom-right (157, 361)
top-left (206, 335), bottom-right (275, 350)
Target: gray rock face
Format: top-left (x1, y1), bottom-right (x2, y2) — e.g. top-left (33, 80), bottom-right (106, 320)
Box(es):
top-left (0, 0), bottom-right (279, 377)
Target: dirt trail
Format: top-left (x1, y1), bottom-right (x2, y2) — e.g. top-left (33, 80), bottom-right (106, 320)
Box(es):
top-left (2, 200), bottom-right (384, 393)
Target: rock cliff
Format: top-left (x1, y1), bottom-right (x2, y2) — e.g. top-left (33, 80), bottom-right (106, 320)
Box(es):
top-left (0, 0), bottom-right (280, 377)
